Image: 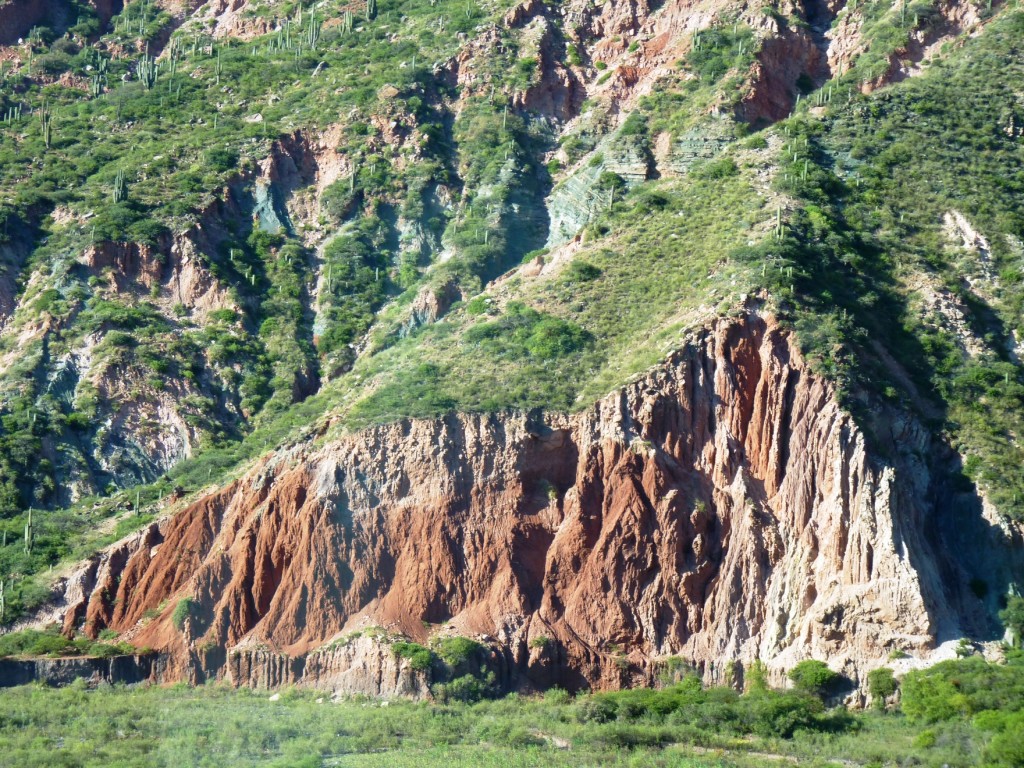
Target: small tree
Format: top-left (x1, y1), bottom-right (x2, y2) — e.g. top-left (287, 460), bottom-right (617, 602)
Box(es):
top-left (955, 638), bottom-right (974, 658)
top-left (999, 595), bottom-right (1024, 646)
top-left (900, 669), bottom-right (963, 722)
top-left (867, 667), bottom-right (898, 709)
top-left (788, 659), bottom-right (839, 698)
top-left (746, 659), bottom-right (770, 692)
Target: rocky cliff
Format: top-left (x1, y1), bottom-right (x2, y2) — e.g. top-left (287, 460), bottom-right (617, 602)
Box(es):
top-left (41, 312), bottom-right (1021, 697)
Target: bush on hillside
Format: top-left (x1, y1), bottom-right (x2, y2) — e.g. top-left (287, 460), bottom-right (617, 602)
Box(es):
top-left (1000, 596), bottom-right (1024, 645)
top-left (171, 598), bottom-right (195, 631)
top-left (788, 659), bottom-right (840, 697)
top-left (867, 667), bottom-right (898, 707)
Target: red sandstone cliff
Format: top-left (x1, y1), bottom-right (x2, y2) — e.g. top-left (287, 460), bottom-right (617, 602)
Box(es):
top-left (42, 312), bottom-right (1021, 698)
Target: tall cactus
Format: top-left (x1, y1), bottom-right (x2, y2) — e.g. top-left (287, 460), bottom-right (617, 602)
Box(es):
top-left (367, 0), bottom-right (378, 20)
top-left (112, 169), bottom-right (129, 203)
top-left (306, 15), bottom-right (321, 49)
top-left (138, 45), bottom-right (158, 89)
top-left (39, 109), bottom-right (52, 148)
top-left (23, 508), bottom-right (33, 556)
top-left (168, 40), bottom-right (181, 78)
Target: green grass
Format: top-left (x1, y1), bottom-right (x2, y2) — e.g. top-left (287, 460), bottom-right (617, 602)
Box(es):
top-left (342, 162), bottom-right (763, 427)
top-left (0, 651), bottom-right (1022, 767)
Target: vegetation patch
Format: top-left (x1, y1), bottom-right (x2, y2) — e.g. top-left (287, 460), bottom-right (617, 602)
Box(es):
top-left (391, 641), bottom-right (435, 672)
top-left (0, 649), bottom-right (1017, 765)
top-left (0, 625), bottom-right (142, 659)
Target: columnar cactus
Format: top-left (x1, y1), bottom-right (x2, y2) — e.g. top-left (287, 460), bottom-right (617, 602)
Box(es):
top-left (39, 109), bottom-right (52, 148)
top-left (306, 15), bottom-right (321, 49)
top-left (112, 169), bottom-right (129, 203)
top-left (23, 508), bottom-right (33, 556)
top-left (138, 46), bottom-right (159, 89)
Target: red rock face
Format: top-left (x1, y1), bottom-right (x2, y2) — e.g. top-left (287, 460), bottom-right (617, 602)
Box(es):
top-left (54, 313), bottom-right (1023, 695)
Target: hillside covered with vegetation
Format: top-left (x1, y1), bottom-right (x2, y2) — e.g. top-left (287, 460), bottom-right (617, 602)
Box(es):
top-left (0, 0), bottom-right (1022, 761)
top-left (0, 0), bottom-right (1020, 617)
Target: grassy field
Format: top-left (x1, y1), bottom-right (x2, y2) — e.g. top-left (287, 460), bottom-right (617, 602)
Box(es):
top-left (0, 652), bottom-right (1021, 768)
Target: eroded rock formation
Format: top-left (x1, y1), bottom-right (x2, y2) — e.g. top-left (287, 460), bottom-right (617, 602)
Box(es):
top-left (43, 312), bottom-right (1022, 696)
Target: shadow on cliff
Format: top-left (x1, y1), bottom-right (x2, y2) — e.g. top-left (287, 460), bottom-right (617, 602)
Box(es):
top-left (930, 455), bottom-right (1023, 642)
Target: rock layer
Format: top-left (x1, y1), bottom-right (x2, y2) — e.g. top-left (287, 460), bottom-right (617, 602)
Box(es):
top-left (48, 312), bottom-right (1023, 694)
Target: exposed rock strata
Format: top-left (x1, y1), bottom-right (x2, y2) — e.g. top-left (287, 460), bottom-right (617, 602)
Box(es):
top-left (35, 312), bottom-right (1020, 696)
top-left (0, 653), bottom-right (167, 688)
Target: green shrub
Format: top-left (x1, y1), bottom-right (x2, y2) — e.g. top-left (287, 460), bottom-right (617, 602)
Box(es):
top-left (1000, 596), bottom-right (1024, 645)
top-left (983, 711), bottom-right (1024, 767)
top-left (205, 147), bottom-right (239, 173)
top-left (564, 261), bottom-right (602, 282)
top-left (867, 667), bottom-right (898, 707)
top-left (788, 659), bottom-right (840, 697)
top-left (516, 57), bottom-right (537, 75)
top-left (434, 637), bottom-right (484, 667)
top-left (432, 671), bottom-right (496, 703)
top-left (465, 296), bottom-right (490, 316)
top-left (0, 627), bottom-right (74, 658)
top-left (526, 316), bottom-right (589, 359)
top-left (901, 672), bottom-right (964, 722)
top-left (687, 24), bottom-right (756, 82)
top-left (740, 690), bottom-right (824, 738)
top-left (914, 729), bottom-right (937, 748)
top-left (746, 659), bottom-right (769, 692)
top-left (544, 686), bottom-right (571, 704)
top-left (171, 598), bottom-right (195, 631)
top-left (900, 655), bottom-right (1024, 724)
top-left (694, 156), bottom-right (738, 179)
top-left (392, 641), bottom-right (435, 671)
top-left (577, 696), bottom-right (618, 723)
top-left (596, 171), bottom-right (626, 193)
top-left (320, 179), bottom-right (357, 223)
top-left (65, 412), bottom-right (91, 431)
top-left (463, 302), bottom-right (590, 360)
top-left (658, 656), bottom-right (697, 685)
top-left (33, 289), bottom-right (64, 314)
top-left (620, 112), bottom-right (647, 136)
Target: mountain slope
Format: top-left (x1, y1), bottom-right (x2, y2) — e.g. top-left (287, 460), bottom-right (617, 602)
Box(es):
top-left (0, 0), bottom-right (1022, 698)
